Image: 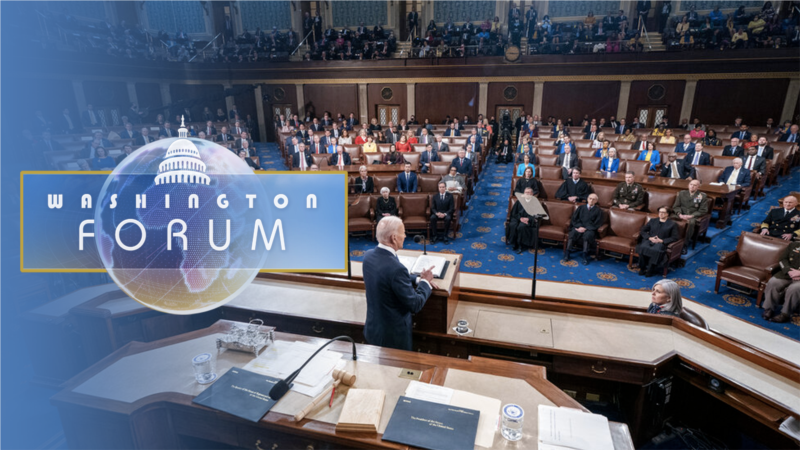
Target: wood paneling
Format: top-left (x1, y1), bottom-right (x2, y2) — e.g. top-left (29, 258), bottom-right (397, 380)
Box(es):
top-left (541, 81), bottom-right (620, 122)
top-left (367, 84), bottom-right (407, 122)
top-left (415, 83), bottom-right (478, 124)
top-left (302, 84), bottom-right (358, 119)
top-left (169, 84), bottom-right (225, 122)
top-left (231, 84), bottom-right (257, 123)
top-left (262, 84), bottom-right (298, 141)
top-left (488, 82), bottom-right (534, 117)
top-left (82, 81), bottom-right (129, 109)
top-left (626, 80), bottom-right (686, 125)
top-left (692, 79), bottom-right (790, 126)
top-left (134, 83), bottom-right (162, 109)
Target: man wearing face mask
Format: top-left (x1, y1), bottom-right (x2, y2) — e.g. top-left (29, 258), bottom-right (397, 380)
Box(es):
top-left (362, 217), bottom-right (435, 350)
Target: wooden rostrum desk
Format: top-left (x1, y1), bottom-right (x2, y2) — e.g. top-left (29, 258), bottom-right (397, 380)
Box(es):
top-left (51, 320), bottom-right (636, 450)
top-left (217, 250), bottom-right (800, 448)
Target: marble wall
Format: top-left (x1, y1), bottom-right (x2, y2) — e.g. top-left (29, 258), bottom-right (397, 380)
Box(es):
top-left (240, 1), bottom-right (292, 31)
top-left (332, 1), bottom-right (388, 27)
top-left (433, 1), bottom-right (497, 23)
top-left (144, 1), bottom-right (206, 34)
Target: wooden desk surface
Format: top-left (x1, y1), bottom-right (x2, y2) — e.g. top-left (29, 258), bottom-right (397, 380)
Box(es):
top-left (53, 320), bottom-right (585, 450)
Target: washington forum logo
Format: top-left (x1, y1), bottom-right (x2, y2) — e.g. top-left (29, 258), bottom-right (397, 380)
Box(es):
top-left (22, 119), bottom-right (347, 314)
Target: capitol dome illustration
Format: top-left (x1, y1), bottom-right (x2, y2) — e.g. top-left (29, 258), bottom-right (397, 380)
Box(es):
top-left (154, 117), bottom-right (211, 186)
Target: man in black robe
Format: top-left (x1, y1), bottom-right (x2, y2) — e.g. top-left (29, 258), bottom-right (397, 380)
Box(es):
top-left (565, 194), bottom-right (603, 265)
top-left (508, 187), bottom-right (539, 254)
top-left (555, 168), bottom-right (590, 203)
top-left (636, 207), bottom-right (679, 277)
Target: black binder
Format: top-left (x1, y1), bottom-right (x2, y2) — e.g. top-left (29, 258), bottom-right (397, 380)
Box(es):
top-left (192, 367), bottom-right (281, 422)
top-left (382, 396), bottom-right (480, 450)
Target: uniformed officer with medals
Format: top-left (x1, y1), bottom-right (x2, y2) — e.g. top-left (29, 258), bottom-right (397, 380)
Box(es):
top-left (672, 179), bottom-right (709, 253)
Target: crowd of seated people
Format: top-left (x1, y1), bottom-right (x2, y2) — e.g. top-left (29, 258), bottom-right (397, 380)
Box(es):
top-left (23, 102), bottom-right (259, 171)
top-left (663, 1), bottom-right (800, 50)
top-left (303, 20), bottom-right (398, 61)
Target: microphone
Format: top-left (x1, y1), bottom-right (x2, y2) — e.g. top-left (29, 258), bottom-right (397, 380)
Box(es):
top-left (268, 336), bottom-right (358, 401)
top-left (414, 234), bottom-right (427, 255)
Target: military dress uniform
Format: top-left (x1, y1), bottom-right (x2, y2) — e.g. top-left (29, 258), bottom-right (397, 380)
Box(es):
top-left (762, 242), bottom-right (800, 323)
top-left (672, 190), bottom-right (709, 245)
top-left (760, 208), bottom-right (800, 240)
top-left (612, 182), bottom-right (645, 209)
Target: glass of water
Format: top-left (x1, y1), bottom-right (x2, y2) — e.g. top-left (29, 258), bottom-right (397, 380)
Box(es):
top-left (501, 404), bottom-right (524, 441)
top-left (192, 353), bottom-right (217, 384)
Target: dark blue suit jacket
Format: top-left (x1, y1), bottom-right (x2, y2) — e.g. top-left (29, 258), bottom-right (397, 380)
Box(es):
top-left (684, 150), bottom-right (711, 167)
top-left (451, 157), bottom-right (472, 175)
top-left (362, 247), bottom-right (432, 350)
top-left (557, 142), bottom-right (576, 154)
top-left (397, 172), bottom-right (418, 192)
top-left (444, 129), bottom-right (461, 137)
top-left (718, 166), bottom-right (751, 187)
top-left (674, 142), bottom-right (695, 153)
top-left (420, 150), bottom-right (439, 173)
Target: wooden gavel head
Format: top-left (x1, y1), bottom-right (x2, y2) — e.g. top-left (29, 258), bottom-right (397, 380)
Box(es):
top-left (332, 369), bottom-right (356, 386)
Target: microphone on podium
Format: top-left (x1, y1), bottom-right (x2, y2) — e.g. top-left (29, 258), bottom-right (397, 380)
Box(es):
top-left (414, 234), bottom-right (427, 255)
top-left (268, 336), bottom-right (358, 401)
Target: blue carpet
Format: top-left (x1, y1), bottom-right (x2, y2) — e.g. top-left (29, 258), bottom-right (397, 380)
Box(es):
top-left (263, 143), bottom-right (799, 339)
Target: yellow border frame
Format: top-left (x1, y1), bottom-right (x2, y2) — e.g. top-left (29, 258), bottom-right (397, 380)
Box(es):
top-left (20, 171), bottom-right (348, 274)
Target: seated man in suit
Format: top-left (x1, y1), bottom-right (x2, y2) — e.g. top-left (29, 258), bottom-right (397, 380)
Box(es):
top-left (451, 149), bottom-right (472, 176)
top-left (718, 157), bottom-right (751, 187)
top-left (82, 104), bottom-right (100, 127)
top-left (430, 182), bottom-right (455, 244)
top-left (330, 123), bottom-right (343, 140)
top-left (309, 118), bottom-right (324, 132)
top-left (565, 193), bottom-right (603, 265)
top-left (722, 137), bottom-right (744, 158)
top-left (753, 136), bottom-right (774, 160)
top-left (442, 166), bottom-right (466, 195)
top-left (135, 127), bottom-right (155, 146)
top-left (418, 128), bottom-right (434, 145)
top-left (557, 135), bottom-right (577, 154)
top-left (420, 143), bottom-right (439, 173)
top-left (308, 135), bottom-right (326, 154)
top-left (240, 140), bottom-right (256, 158)
top-left (115, 144), bottom-right (135, 165)
top-left (235, 131), bottom-right (253, 150)
top-left (215, 126), bottom-right (233, 144)
top-left (742, 146), bottom-right (767, 182)
top-left (684, 143), bottom-right (711, 179)
top-left (612, 171), bottom-right (646, 210)
top-left (432, 135), bottom-right (449, 154)
top-left (467, 128), bottom-right (482, 147)
top-left (615, 118), bottom-right (628, 135)
top-left (495, 138), bottom-right (513, 164)
top-left (672, 179), bottom-right (709, 252)
top-left (444, 123), bottom-right (461, 137)
top-left (556, 144), bottom-right (578, 179)
top-left (731, 124), bottom-right (751, 142)
top-left (761, 240), bottom-right (800, 323)
top-left (118, 123), bottom-right (138, 141)
top-left (204, 121), bottom-right (217, 136)
top-left (329, 145), bottom-right (352, 167)
top-left (556, 168), bottom-right (590, 203)
top-left (362, 216), bottom-right (434, 351)
top-left (584, 124), bottom-right (600, 141)
top-left (632, 136), bottom-right (650, 152)
top-left (760, 195), bottom-right (800, 240)
top-left (675, 134), bottom-right (696, 153)
top-left (778, 124), bottom-right (799, 143)
top-left (396, 162), bottom-right (418, 193)
top-left (295, 124), bottom-right (310, 143)
top-left (292, 143), bottom-right (312, 170)
top-left (660, 153), bottom-right (691, 179)
top-left (160, 121), bottom-right (177, 138)
top-left (35, 130), bottom-right (64, 153)
top-left (231, 121), bottom-right (246, 136)
top-left (507, 187), bottom-right (540, 254)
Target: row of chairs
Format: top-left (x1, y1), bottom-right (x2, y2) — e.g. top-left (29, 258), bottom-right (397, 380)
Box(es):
top-left (518, 140), bottom-right (796, 156)
top-left (348, 193), bottom-right (463, 241)
top-left (506, 199), bottom-right (688, 277)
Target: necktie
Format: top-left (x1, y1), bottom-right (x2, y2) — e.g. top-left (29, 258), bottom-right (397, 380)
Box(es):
top-left (671, 162), bottom-right (679, 178)
top-left (563, 154), bottom-right (569, 168)
top-left (740, 132), bottom-right (745, 139)
top-left (300, 154), bottom-right (306, 170)
top-left (692, 152), bottom-right (700, 165)
top-left (338, 154), bottom-right (343, 166)
top-left (460, 158), bottom-right (464, 166)
top-left (441, 194), bottom-right (444, 201)
top-left (790, 135), bottom-right (796, 143)
top-left (747, 156), bottom-right (754, 170)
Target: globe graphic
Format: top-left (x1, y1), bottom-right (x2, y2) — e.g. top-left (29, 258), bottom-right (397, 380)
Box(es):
top-left (94, 131), bottom-right (269, 314)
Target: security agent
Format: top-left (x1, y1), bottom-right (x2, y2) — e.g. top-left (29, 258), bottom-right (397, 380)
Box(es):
top-left (362, 217), bottom-right (435, 351)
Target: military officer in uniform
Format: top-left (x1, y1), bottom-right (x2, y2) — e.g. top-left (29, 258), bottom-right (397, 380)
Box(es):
top-left (761, 241), bottom-right (800, 323)
top-left (672, 179), bottom-right (709, 253)
top-left (612, 171), bottom-right (646, 210)
top-left (760, 196), bottom-right (800, 241)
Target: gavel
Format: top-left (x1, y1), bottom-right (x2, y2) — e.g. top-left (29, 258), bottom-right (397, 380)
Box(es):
top-left (294, 369), bottom-right (356, 422)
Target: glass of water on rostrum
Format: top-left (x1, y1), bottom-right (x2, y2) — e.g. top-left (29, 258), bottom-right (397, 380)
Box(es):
top-left (192, 353), bottom-right (217, 384)
top-left (501, 404), bottom-right (524, 441)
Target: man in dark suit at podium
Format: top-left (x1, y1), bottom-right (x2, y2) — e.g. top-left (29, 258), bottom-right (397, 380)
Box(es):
top-left (363, 216), bottom-right (434, 350)
top-left (430, 182), bottom-right (455, 244)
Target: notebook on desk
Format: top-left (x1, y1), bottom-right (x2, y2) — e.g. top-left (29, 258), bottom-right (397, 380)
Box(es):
top-left (382, 396), bottom-right (480, 450)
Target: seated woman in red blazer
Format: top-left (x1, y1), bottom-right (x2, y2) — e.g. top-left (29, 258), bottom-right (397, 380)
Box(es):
top-left (395, 135), bottom-right (412, 152)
